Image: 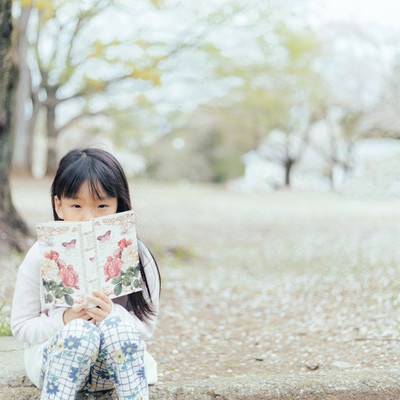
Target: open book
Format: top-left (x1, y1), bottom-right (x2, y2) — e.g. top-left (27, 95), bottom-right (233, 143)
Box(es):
top-left (36, 210), bottom-right (142, 307)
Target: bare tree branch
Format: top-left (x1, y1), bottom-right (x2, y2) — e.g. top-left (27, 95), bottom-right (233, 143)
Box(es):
top-left (55, 109), bottom-right (110, 135)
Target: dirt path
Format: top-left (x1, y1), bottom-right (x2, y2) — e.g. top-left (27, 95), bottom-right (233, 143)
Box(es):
top-left (6, 177), bottom-right (400, 387)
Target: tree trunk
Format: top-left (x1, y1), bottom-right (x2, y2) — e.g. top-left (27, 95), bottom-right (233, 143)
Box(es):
top-left (12, 6), bottom-right (33, 175)
top-left (45, 88), bottom-right (58, 175)
top-left (284, 158), bottom-right (295, 187)
top-left (46, 97), bottom-right (57, 175)
top-left (0, 0), bottom-right (30, 253)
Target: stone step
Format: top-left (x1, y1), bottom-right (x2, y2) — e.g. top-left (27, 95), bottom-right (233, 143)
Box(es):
top-left (2, 337), bottom-right (400, 400)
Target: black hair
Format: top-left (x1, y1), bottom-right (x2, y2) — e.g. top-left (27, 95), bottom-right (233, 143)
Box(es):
top-left (51, 147), bottom-right (160, 321)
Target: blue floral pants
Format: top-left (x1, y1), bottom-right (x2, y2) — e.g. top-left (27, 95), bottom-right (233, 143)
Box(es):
top-left (40, 316), bottom-right (148, 400)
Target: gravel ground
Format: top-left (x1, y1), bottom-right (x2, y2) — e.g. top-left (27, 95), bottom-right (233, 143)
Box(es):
top-left (5, 178), bottom-right (400, 388)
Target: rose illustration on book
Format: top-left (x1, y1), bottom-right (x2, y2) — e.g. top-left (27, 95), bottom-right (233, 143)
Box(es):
top-left (42, 249), bottom-right (78, 306)
top-left (104, 256), bottom-right (122, 281)
top-left (103, 238), bottom-right (141, 296)
top-left (59, 265), bottom-right (80, 289)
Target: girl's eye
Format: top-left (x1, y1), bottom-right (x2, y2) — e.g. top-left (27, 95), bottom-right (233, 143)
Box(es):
top-left (71, 204), bottom-right (81, 209)
top-left (98, 204), bottom-right (108, 209)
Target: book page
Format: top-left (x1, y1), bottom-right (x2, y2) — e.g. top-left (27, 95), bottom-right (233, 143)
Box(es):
top-left (36, 210), bottom-right (142, 307)
top-left (91, 211), bottom-right (142, 300)
top-left (36, 222), bottom-right (87, 306)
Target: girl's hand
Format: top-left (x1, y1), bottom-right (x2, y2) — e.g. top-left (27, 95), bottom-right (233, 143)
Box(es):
top-left (86, 290), bottom-right (113, 323)
top-left (63, 301), bottom-right (90, 324)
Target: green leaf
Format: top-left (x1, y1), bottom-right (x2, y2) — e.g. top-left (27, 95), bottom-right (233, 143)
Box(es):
top-left (122, 276), bottom-right (131, 286)
top-left (45, 294), bottom-right (53, 303)
top-left (114, 282), bottom-right (122, 296)
top-left (133, 279), bottom-right (141, 288)
top-left (112, 277), bottom-right (122, 285)
top-left (64, 294), bottom-right (74, 306)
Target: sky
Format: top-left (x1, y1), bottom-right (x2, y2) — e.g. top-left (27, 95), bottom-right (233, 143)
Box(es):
top-left (314, 0), bottom-right (400, 31)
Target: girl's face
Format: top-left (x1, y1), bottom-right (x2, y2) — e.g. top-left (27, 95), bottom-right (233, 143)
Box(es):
top-left (54, 181), bottom-right (118, 222)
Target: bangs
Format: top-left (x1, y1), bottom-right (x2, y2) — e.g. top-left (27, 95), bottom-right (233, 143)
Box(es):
top-left (54, 156), bottom-right (118, 200)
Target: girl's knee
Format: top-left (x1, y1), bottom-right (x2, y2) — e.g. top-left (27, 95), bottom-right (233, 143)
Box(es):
top-left (58, 318), bottom-right (100, 357)
top-left (99, 315), bottom-right (134, 334)
top-left (99, 316), bottom-right (144, 351)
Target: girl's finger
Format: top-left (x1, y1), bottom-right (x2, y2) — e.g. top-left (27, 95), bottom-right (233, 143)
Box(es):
top-left (87, 307), bottom-right (108, 322)
top-left (71, 300), bottom-right (88, 313)
top-left (87, 292), bottom-right (112, 313)
top-left (92, 290), bottom-right (112, 304)
top-left (86, 295), bottom-right (105, 309)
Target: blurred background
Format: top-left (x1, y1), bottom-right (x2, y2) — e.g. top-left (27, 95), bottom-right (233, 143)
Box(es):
top-left (10, 0), bottom-right (400, 194)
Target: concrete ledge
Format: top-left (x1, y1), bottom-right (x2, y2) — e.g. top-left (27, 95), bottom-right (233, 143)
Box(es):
top-left (2, 337), bottom-right (400, 399)
top-left (148, 371), bottom-right (400, 400)
top-left (3, 370), bottom-right (400, 400)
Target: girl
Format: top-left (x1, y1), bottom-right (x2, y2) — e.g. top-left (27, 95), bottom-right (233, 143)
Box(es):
top-left (11, 148), bottom-right (160, 400)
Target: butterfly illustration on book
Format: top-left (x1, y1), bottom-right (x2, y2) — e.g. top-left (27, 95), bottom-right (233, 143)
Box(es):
top-left (62, 239), bottom-right (77, 249)
top-left (97, 230), bottom-right (111, 242)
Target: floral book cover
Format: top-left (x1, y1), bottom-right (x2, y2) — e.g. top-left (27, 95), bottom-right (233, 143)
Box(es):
top-left (36, 210), bottom-right (142, 307)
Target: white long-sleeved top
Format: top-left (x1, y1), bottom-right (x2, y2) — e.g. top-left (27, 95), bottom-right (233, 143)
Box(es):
top-left (11, 239), bottom-right (160, 345)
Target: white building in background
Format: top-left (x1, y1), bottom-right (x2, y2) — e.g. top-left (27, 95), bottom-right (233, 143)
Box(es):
top-left (239, 151), bottom-right (283, 191)
top-left (340, 138), bottom-right (400, 197)
top-left (236, 137), bottom-right (400, 196)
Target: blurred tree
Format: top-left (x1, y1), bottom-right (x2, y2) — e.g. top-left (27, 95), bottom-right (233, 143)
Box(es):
top-left (141, 104), bottom-right (246, 182)
top-left (184, 112), bottom-right (245, 183)
top-left (12, 4), bottom-right (34, 174)
top-left (13, 0), bottom-right (165, 175)
top-left (323, 108), bottom-right (365, 189)
top-left (208, 19), bottom-right (322, 186)
top-left (13, 0), bottom-right (394, 187)
top-left (85, 1), bottom-right (257, 182)
top-left (360, 59), bottom-right (400, 138)
top-left (0, 0), bottom-right (30, 252)
top-left (140, 7), bottom-right (324, 185)
top-left (259, 25), bottom-right (323, 186)
top-left (306, 21), bottom-right (385, 187)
